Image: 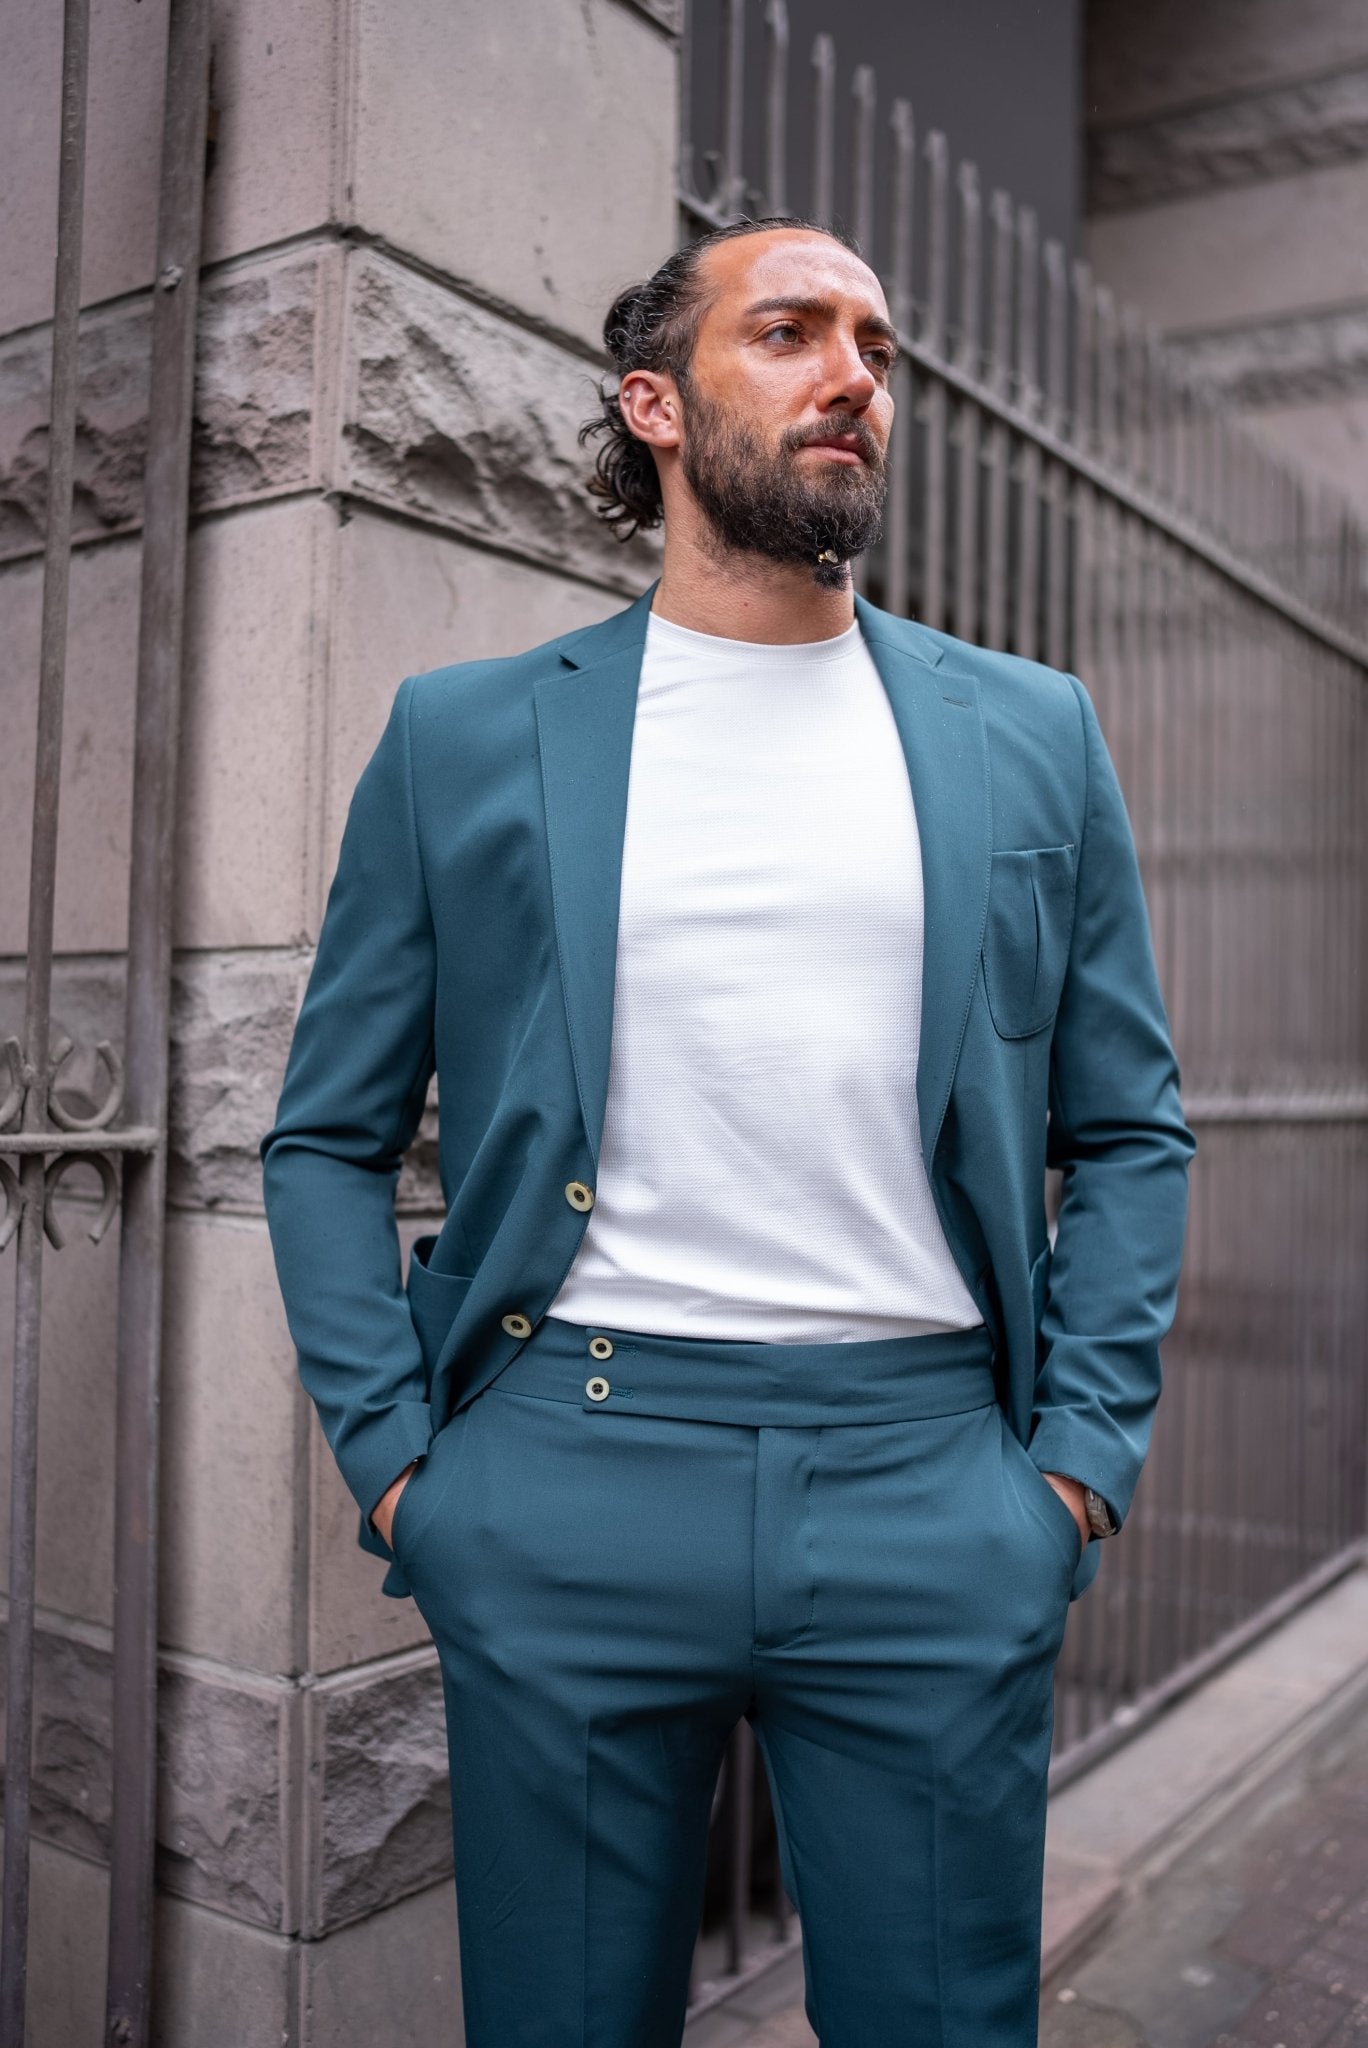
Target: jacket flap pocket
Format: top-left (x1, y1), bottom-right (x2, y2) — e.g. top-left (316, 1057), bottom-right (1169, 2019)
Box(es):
top-left (982, 845), bottom-right (1077, 1038)
top-left (406, 1234), bottom-right (474, 1370)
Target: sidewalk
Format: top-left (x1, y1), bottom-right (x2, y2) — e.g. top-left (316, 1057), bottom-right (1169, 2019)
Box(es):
top-left (687, 1562), bottom-right (1368, 2048)
top-left (1041, 1703), bottom-right (1368, 2046)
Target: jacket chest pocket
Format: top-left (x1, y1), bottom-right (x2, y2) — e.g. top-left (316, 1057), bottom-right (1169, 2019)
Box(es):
top-left (981, 845), bottom-right (1077, 1039)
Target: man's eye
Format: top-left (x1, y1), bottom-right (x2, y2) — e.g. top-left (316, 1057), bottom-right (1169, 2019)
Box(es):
top-left (865, 346), bottom-right (896, 371)
top-left (762, 322), bottom-right (802, 343)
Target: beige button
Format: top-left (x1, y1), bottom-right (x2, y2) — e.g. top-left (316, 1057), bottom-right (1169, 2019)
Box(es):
top-left (565, 1180), bottom-right (595, 1211)
top-left (588, 1335), bottom-right (614, 1360)
top-left (586, 1376), bottom-right (611, 1402)
top-left (501, 1312), bottom-right (532, 1339)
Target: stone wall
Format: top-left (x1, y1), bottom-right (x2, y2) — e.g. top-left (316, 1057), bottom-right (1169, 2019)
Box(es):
top-left (0, 2), bottom-right (675, 2041)
top-left (1084, 0), bottom-right (1368, 518)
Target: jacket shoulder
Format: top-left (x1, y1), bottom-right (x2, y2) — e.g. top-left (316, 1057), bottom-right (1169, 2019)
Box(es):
top-left (873, 606), bottom-right (1085, 747)
top-left (401, 587), bottom-right (653, 729)
top-left (403, 628), bottom-right (575, 720)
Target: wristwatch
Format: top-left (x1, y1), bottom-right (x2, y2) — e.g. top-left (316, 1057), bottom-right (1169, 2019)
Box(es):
top-left (1083, 1485), bottom-right (1117, 1538)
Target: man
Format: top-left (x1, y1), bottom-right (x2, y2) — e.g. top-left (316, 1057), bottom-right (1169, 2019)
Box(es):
top-left (261, 218), bottom-right (1194, 2047)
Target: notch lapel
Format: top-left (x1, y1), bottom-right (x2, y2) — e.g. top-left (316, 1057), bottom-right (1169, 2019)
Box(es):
top-left (534, 589), bottom-right (655, 1164)
top-left (856, 598), bottom-right (992, 1175)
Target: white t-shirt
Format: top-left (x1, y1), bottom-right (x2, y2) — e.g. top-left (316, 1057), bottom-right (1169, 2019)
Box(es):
top-left (547, 608), bottom-right (984, 1341)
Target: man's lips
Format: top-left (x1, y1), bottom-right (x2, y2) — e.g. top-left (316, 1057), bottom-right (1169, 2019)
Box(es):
top-left (796, 434), bottom-right (871, 465)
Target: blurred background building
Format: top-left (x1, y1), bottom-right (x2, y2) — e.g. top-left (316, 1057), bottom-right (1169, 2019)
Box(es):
top-left (2, 2), bottom-right (1365, 2043)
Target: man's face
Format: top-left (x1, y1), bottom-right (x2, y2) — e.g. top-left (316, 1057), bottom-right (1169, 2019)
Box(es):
top-left (676, 230), bottom-right (897, 587)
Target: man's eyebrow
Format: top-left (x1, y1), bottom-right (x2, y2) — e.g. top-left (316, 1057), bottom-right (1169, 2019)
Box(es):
top-left (741, 296), bottom-right (900, 348)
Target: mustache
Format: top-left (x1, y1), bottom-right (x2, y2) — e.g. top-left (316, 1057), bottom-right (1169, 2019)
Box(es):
top-left (782, 415), bottom-right (883, 466)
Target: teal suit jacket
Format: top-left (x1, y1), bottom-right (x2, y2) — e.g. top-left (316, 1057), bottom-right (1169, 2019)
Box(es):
top-left (261, 587), bottom-right (1195, 1603)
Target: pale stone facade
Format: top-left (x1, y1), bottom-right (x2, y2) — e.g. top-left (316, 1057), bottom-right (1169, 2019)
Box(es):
top-left (0, 1), bottom-right (674, 2040)
top-left (1085, 0), bottom-right (1368, 517)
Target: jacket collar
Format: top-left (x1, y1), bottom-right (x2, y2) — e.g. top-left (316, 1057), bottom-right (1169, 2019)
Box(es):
top-left (535, 585), bottom-right (988, 1176)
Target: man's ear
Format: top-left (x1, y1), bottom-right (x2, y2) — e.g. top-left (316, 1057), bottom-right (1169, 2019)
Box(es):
top-left (618, 368), bottom-right (682, 451)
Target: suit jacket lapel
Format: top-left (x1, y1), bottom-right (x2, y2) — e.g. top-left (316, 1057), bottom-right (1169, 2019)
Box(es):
top-left (534, 587), bottom-right (655, 1164)
top-left (855, 597), bottom-right (992, 1176)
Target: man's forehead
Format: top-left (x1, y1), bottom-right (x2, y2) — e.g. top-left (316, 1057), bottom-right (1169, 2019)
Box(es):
top-left (701, 231), bottom-right (889, 322)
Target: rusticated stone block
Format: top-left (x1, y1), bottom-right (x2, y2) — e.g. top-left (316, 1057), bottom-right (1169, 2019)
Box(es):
top-left (0, 1620), bottom-right (288, 1926)
top-left (0, 948), bottom-right (443, 1217)
top-left (0, 249), bottom-right (326, 564)
top-left (312, 1654), bottom-right (452, 1928)
top-left (157, 1662), bottom-right (288, 1927)
top-left (167, 946), bottom-right (439, 1214)
top-left (1088, 62), bottom-right (1368, 215)
top-left (0, 238), bottom-right (658, 599)
top-left (0, 298), bottom-right (151, 558)
top-left (26, 1627), bottom-right (113, 1867)
top-left (342, 249), bottom-right (659, 592)
top-left (167, 946), bottom-right (314, 1210)
top-left (191, 253), bottom-right (322, 507)
top-left (0, 1612), bottom-right (455, 1935)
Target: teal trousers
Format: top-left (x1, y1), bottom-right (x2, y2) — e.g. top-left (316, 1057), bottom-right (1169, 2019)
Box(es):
top-left (389, 1314), bottom-right (1082, 2047)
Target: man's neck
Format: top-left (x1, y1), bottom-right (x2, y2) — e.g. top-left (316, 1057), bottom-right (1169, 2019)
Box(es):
top-left (650, 531), bottom-right (857, 645)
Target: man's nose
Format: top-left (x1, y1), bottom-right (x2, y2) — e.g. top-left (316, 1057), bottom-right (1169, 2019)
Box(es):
top-left (818, 341), bottom-right (878, 411)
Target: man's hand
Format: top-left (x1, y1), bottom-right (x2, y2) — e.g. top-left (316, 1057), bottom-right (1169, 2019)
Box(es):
top-left (1041, 1470), bottom-right (1091, 1548)
top-left (371, 1459), bottom-right (418, 1549)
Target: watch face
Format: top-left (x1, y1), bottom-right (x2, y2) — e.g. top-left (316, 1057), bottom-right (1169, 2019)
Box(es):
top-left (1085, 1487), bottom-right (1115, 1537)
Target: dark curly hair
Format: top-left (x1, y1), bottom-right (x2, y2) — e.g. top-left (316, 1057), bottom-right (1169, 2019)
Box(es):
top-left (579, 216), bottom-right (860, 540)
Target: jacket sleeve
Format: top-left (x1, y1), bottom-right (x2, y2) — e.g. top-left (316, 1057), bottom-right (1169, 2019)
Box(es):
top-left (1026, 673), bottom-right (1197, 1528)
top-left (260, 676), bottom-right (438, 1529)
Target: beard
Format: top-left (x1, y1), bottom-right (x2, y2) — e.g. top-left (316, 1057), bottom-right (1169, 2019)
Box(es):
top-left (678, 384), bottom-right (887, 590)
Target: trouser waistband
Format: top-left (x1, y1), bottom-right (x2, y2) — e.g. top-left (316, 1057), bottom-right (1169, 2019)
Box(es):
top-left (485, 1314), bottom-right (998, 1428)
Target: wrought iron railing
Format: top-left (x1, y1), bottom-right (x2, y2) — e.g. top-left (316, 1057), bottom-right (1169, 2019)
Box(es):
top-left (1, 3), bottom-right (211, 2044)
top-left (681, 0), bottom-right (1368, 2008)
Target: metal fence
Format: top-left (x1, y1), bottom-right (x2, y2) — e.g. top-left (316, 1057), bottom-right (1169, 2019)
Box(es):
top-left (0, 2), bottom-right (210, 2044)
top-left (681, 0), bottom-right (1368, 2002)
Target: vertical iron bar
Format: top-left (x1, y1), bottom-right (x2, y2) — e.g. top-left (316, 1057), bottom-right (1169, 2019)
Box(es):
top-left (884, 96), bottom-right (915, 619)
top-left (850, 63), bottom-right (876, 254)
top-left (953, 160), bottom-right (982, 642)
top-left (726, 1724), bottom-right (756, 1976)
top-left (810, 34), bottom-right (835, 227)
top-left (1043, 238), bottom-right (1069, 671)
top-left (1069, 259), bottom-right (1095, 685)
top-left (849, 63), bottom-right (876, 597)
top-left (1014, 206), bottom-right (1041, 662)
top-left (721, 0), bottom-right (746, 217)
top-left (1087, 282), bottom-right (1123, 1731)
top-left (2, 6), bottom-right (91, 2042)
top-left (1093, 286), bottom-right (1117, 732)
top-left (921, 129), bottom-right (949, 631)
top-left (763, 0), bottom-right (789, 215)
top-left (984, 188), bottom-right (1012, 651)
top-left (104, 2), bottom-right (212, 2040)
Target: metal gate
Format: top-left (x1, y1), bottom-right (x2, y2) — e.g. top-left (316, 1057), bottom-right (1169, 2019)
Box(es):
top-left (682, 0), bottom-right (1368, 2001)
top-left (1, 3), bottom-right (210, 2043)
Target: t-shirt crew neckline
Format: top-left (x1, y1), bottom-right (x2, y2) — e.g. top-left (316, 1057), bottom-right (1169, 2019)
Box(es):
top-left (645, 607), bottom-right (863, 670)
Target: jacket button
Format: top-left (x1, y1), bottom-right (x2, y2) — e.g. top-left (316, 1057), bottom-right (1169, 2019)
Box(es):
top-left (501, 1312), bottom-right (532, 1339)
top-left (588, 1335), bottom-right (613, 1360)
top-left (565, 1180), bottom-right (595, 1211)
top-left (586, 1376), bottom-right (611, 1402)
